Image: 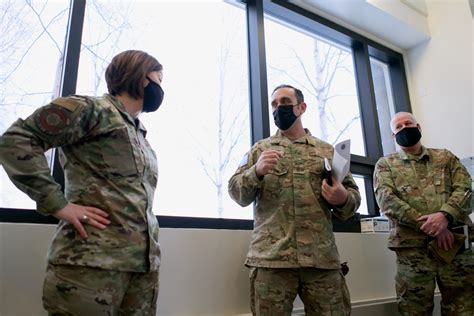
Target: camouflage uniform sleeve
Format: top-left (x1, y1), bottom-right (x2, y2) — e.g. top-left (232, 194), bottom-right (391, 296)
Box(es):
top-left (373, 157), bottom-right (422, 230)
top-left (332, 171), bottom-right (361, 220)
top-left (440, 151), bottom-right (472, 222)
top-left (228, 149), bottom-right (262, 207)
top-left (0, 97), bottom-right (99, 215)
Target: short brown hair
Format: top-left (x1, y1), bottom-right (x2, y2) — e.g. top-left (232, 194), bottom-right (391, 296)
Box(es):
top-left (272, 84), bottom-right (304, 104)
top-left (105, 50), bottom-right (163, 99)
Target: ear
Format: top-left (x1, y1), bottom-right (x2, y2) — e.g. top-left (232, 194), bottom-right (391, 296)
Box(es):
top-left (143, 76), bottom-right (149, 88)
top-left (299, 102), bottom-right (307, 114)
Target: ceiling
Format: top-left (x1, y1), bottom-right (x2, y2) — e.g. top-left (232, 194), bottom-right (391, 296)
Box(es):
top-left (288, 0), bottom-right (431, 50)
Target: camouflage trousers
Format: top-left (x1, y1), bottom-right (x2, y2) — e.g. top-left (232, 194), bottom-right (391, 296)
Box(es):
top-left (249, 267), bottom-right (351, 316)
top-left (395, 248), bottom-right (474, 316)
top-left (42, 263), bottom-right (159, 316)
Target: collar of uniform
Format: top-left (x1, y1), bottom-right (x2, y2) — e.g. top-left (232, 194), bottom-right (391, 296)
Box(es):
top-left (398, 145), bottom-right (430, 161)
top-left (135, 119), bottom-right (147, 135)
top-left (104, 94), bottom-right (146, 133)
top-left (269, 128), bottom-right (315, 146)
top-left (104, 93), bottom-right (128, 116)
top-left (269, 130), bottom-right (289, 146)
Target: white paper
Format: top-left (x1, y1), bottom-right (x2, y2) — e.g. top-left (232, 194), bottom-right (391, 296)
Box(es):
top-left (332, 139), bottom-right (351, 182)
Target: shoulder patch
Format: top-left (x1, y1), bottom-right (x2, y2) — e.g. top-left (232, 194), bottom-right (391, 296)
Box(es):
top-left (50, 97), bottom-right (82, 112)
top-left (34, 105), bottom-right (73, 135)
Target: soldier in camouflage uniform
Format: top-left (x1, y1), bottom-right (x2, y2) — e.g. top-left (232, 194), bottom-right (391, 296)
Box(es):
top-left (228, 85), bottom-right (361, 316)
top-left (0, 50), bottom-right (164, 315)
top-left (374, 112), bottom-right (473, 316)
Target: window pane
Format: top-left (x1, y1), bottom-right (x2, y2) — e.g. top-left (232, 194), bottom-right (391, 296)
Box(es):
top-left (76, 1), bottom-right (252, 219)
top-left (353, 175), bottom-right (368, 215)
top-left (265, 17), bottom-right (366, 156)
top-left (0, 0), bottom-right (70, 209)
top-left (370, 57), bottom-right (396, 156)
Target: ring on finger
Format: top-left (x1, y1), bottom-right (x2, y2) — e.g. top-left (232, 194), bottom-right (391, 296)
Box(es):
top-left (82, 215), bottom-right (89, 222)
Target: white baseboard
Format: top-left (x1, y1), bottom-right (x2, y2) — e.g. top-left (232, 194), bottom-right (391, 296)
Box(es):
top-left (237, 295), bottom-right (441, 316)
top-left (292, 294), bottom-right (441, 316)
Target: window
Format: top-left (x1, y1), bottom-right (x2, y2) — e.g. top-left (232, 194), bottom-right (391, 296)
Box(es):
top-left (75, 1), bottom-right (252, 219)
top-left (353, 176), bottom-right (369, 215)
top-left (265, 17), bottom-right (366, 156)
top-left (0, 0), bottom-right (70, 210)
top-left (371, 57), bottom-right (396, 156)
top-left (0, 0), bottom-right (411, 228)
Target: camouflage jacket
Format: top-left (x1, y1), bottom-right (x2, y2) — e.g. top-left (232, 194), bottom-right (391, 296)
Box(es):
top-left (374, 146), bottom-right (472, 249)
top-left (0, 94), bottom-right (160, 272)
top-left (228, 130), bottom-right (361, 269)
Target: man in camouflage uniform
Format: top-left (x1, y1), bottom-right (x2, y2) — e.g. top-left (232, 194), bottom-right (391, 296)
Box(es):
top-left (228, 85), bottom-right (361, 316)
top-left (374, 112), bottom-right (473, 316)
top-left (0, 50), bottom-right (164, 315)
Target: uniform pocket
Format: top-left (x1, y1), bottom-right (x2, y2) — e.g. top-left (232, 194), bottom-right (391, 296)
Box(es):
top-left (434, 175), bottom-right (449, 194)
top-left (255, 280), bottom-right (286, 301)
top-left (433, 164), bottom-right (451, 193)
top-left (308, 158), bottom-right (324, 192)
top-left (262, 164), bottom-right (288, 200)
top-left (395, 274), bottom-right (408, 298)
top-left (308, 157), bottom-right (327, 208)
top-left (433, 170), bottom-right (452, 207)
top-left (101, 127), bottom-right (138, 177)
top-left (43, 265), bottom-right (113, 315)
top-left (308, 156), bottom-right (324, 174)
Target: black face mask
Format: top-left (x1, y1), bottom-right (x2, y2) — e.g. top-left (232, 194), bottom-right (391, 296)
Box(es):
top-left (142, 77), bottom-right (164, 113)
top-left (395, 126), bottom-right (421, 147)
top-left (273, 105), bottom-right (298, 130)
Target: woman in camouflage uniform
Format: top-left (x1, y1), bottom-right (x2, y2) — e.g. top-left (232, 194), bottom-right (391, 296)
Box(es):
top-left (0, 50), bottom-right (164, 315)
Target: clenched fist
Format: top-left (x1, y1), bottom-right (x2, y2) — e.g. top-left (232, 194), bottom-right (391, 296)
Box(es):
top-left (255, 150), bottom-right (283, 177)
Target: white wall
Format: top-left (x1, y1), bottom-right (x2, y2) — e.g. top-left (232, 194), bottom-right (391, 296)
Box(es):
top-left (405, 0), bottom-right (473, 159)
top-left (0, 223), bottom-right (398, 316)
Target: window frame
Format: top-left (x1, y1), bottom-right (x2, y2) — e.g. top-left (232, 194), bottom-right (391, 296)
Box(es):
top-left (0, 0), bottom-right (411, 232)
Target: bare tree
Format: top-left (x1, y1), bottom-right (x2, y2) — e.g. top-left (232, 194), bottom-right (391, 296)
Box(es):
top-left (0, 0), bottom-right (68, 132)
top-left (269, 39), bottom-right (360, 145)
top-left (193, 11), bottom-right (249, 218)
top-left (80, 0), bottom-right (133, 95)
top-left (0, 0), bottom-right (133, 130)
